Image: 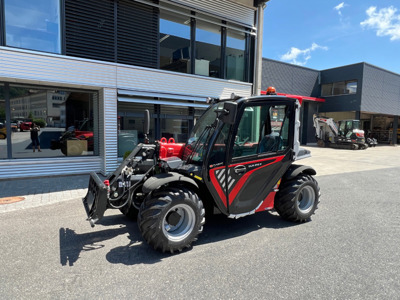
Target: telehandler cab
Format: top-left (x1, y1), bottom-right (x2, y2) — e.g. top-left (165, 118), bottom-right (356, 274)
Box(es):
top-left (83, 93), bottom-right (320, 253)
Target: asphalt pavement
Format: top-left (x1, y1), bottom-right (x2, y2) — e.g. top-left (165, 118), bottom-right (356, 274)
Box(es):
top-left (1, 145), bottom-right (399, 214)
top-left (0, 145), bottom-right (399, 299)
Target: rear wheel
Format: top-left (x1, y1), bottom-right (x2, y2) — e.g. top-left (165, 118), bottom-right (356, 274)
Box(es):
top-left (275, 174), bottom-right (320, 222)
top-left (138, 186), bottom-right (205, 253)
top-left (317, 139), bottom-right (325, 147)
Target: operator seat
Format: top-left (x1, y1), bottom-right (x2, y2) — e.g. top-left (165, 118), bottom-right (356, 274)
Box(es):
top-left (259, 134), bottom-right (282, 153)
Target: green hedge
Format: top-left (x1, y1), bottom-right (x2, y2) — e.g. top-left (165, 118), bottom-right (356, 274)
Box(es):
top-left (33, 119), bottom-right (46, 128)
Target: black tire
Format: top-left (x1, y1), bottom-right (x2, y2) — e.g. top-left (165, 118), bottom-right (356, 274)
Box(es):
top-left (317, 139), bottom-right (325, 147)
top-left (138, 186), bottom-right (205, 253)
top-left (275, 174), bottom-right (320, 222)
top-left (119, 203), bottom-right (139, 221)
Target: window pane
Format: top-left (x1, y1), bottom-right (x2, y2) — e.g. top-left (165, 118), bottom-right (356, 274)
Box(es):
top-left (160, 105), bottom-right (191, 143)
top-left (233, 105), bottom-right (289, 158)
top-left (233, 106), bottom-right (265, 158)
top-left (0, 84), bottom-right (7, 159)
top-left (209, 124), bottom-right (228, 165)
top-left (332, 81), bottom-right (346, 95)
top-left (160, 11), bottom-right (191, 74)
top-left (196, 20), bottom-right (221, 78)
top-left (9, 85), bottom-right (98, 158)
top-left (226, 29), bottom-right (246, 81)
top-left (117, 102), bottom-right (155, 157)
top-left (346, 81), bottom-right (357, 94)
top-left (321, 83), bottom-right (333, 96)
top-left (4, 0), bottom-right (61, 53)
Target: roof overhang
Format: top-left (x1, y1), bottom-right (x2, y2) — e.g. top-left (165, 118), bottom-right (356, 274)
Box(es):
top-left (260, 90), bottom-right (325, 105)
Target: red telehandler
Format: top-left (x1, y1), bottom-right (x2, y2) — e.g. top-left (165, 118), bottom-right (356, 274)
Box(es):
top-left (83, 92), bottom-right (320, 253)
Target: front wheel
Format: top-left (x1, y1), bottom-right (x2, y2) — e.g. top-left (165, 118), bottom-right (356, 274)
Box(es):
top-left (138, 186), bottom-right (205, 253)
top-left (119, 203), bottom-right (139, 221)
top-left (274, 174), bottom-right (320, 222)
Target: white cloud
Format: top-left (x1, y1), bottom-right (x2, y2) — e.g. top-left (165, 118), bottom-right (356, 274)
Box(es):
top-left (360, 6), bottom-right (400, 41)
top-left (334, 2), bottom-right (346, 16)
top-left (280, 43), bottom-right (328, 66)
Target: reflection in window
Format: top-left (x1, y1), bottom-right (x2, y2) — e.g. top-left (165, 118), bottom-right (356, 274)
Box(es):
top-left (4, 0), bottom-right (61, 53)
top-left (0, 85), bottom-right (7, 159)
top-left (117, 102), bottom-right (155, 157)
top-left (196, 20), bottom-right (221, 78)
top-left (226, 29), bottom-right (245, 81)
top-left (159, 11), bottom-right (191, 74)
top-left (346, 81), bottom-right (357, 94)
top-left (7, 85), bottom-right (98, 158)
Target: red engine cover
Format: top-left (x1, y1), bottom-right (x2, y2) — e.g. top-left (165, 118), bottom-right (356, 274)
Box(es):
top-left (159, 138), bottom-right (185, 159)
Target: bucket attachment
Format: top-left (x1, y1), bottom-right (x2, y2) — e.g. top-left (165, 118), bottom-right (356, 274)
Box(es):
top-left (82, 172), bottom-right (109, 227)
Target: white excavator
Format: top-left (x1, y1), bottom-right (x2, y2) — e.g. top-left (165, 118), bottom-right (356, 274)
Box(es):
top-left (313, 115), bottom-right (369, 150)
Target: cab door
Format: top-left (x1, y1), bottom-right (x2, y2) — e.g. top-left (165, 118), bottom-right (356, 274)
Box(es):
top-left (226, 100), bottom-right (295, 215)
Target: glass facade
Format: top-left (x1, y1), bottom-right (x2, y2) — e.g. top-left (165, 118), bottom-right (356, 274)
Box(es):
top-left (159, 11), bottom-right (191, 74)
top-left (117, 101), bottom-right (208, 157)
top-left (4, 0), bottom-right (61, 53)
top-left (226, 29), bottom-right (246, 81)
top-left (160, 105), bottom-right (191, 142)
top-left (158, 6), bottom-right (250, 82)
top-left (117, 102), bottom-right (156, 157)
top-left (196, 20), bottom-right (221, 78)
top-left (1, 1), bottom-right (251, 83)
top-left (0, 83), bottom-right (98, 159)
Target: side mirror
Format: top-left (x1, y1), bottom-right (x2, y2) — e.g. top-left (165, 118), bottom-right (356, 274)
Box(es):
top-left (219, 101), bottom-right (237, 125)
top-left (144, 110), bottom-right (150, 144)
top-left (144, 110), bottom-right (150, 135)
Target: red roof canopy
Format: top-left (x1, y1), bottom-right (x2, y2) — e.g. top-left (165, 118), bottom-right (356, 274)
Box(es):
top-left (260, 90), bottom-right (325, 105)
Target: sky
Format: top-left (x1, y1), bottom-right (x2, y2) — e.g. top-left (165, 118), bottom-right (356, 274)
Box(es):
top-left (262, 0), bottom-right (400, 74)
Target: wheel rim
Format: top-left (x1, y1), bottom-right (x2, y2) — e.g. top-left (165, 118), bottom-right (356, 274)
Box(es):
top-left (297, 185), bottom-right (315, 214)
top-left (162, 204), bottom-right (196, 242)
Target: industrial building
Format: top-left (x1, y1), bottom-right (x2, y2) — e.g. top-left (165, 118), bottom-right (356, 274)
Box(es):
top-left (262, 58), bottom-right (400, 145)
top-left (0, 0), bottom-right (268, 179)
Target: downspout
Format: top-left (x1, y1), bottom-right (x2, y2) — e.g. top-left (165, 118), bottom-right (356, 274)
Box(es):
top-left (253, 1), bottom-right (269, 96)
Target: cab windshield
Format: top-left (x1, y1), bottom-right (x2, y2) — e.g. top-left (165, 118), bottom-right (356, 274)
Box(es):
top-left (182, 102), bottom-right (223, 163)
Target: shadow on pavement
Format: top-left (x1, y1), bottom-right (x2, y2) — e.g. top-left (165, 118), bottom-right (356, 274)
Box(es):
top-left (198, 211), bottom-right (297, 246)
top-left (59, 210), bottom-right (298, 266)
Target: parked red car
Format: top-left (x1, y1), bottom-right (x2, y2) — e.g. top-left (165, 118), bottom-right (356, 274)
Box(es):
top-left (19, 121), bottom-right (32, 132)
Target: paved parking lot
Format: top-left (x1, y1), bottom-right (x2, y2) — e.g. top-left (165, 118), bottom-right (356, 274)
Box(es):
top-left (1, 145), bottom-right (399, 214)
top-left (1, 145), bottom-right (399, 299)
top-left (301, 145), bottom-right (400, 176)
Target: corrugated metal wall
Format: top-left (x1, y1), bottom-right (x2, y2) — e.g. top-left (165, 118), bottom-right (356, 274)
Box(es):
top-left (0, 47), bottom-right (252, 178)
top-left (168, 0), bottom-right (255, 27)
top-left (0, 157), bottom-right (102, 179)
top-left (117, 65), bottom-right (252, 99)
top-left (319, 63), bottom-right (363, 113)
top-left (102, 88), bottom-right (119, 174)
top-left (261, 58), bottom-right (320, 97)
top-left (361, 64), bottom-right (400, 115)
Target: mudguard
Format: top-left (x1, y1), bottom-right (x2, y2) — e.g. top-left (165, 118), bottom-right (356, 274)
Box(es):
top-left (283, 164), bottom-right (316, 180)
top-left (142, 172), bottom-right (198, 194)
